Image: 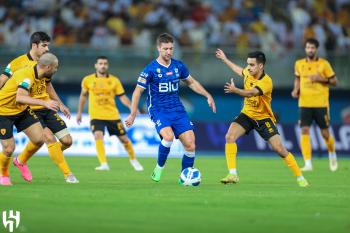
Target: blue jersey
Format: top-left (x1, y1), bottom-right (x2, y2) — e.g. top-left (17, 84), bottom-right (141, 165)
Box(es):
top-left (137, 58), bottom-right (190, 115)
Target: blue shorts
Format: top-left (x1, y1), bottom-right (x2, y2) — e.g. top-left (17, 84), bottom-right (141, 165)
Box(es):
top-left (150, 111), bottom-right (194, 138)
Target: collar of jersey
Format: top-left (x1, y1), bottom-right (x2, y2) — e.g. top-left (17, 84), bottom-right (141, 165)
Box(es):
top-left (27, 52), bottom-right (34, 61)
top-left (305, 57), bottom-right (319, 62)
top-left (95, 73), bottom-right (109, 78)
top-left (156, 59), bottom-right (172, 68)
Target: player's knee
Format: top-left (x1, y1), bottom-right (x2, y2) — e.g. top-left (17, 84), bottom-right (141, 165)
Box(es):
top-left (320, 129), bottom-right (329, 140)
top-left (32, 136), bottom-right (45, 147)
top-left (272, 144), bottom-right (287, 157)
top-left (3, 145), bottom-right (15, 156)
top-left (301, 127), bottom-right (310, 135)
top-left (60, 135), bottom-right (73, 148)
top-left (94, 132), bottom-right (104, 140)
top-left (225, 133), bottom-right (236, 143)
top-left (184, 143), bottom-right (195, 152)
top-left (162, 134), bottom-right (174, 142)
top-left (119, 136), bottom-right (129, 144)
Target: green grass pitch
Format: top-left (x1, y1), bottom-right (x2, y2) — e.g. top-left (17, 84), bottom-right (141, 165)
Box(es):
top-left (1, 156), bottom-right (350, 233)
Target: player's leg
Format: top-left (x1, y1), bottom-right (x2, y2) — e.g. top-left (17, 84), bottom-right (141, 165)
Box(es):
top-left (12, 109), bottom-right (43, 182)
top-left (178, 130), bottom-right (196, 171)
top-left (299, 107), bottom-right (313, 171)
top-left (0, 115), bottom-right (16, 185)
top-left (0, 138), bottom-right (15, 185)
top-left (315, 108), bottom-right (337, 171)
top-left (151, 126), bottom-right (174, 182)
top-left (221, 114), bottom-right (251, 184)
top-left (58, 134), bottom-right (73, 151)
top-left (108, 119), bottom-right (143, 171)
top-left (268, 134), bottom-right (308, 187)
top-left (91, 120), bottom-right (109, 170)
top-left (43, 127), bottom-right (78, 183)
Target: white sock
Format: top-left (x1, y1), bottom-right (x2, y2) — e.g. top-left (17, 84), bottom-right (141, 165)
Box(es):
top-left (329, 152), bottom-right (337, 159)
top-left (305, 160), bottom-right (312, 167)
top-left (156, 164), bottom-right (164, 170)
top-left (297, 176), bottom-right (305, 181)
top-left (229, 169), bottom-right (237, 175)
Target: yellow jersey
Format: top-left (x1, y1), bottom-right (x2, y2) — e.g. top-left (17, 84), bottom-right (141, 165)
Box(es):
top-left (2, 53), bottom-right (51, 110)
top-left (82, 73), bottom-right (125, 120)
top-left (294, 58), bottom-right (335, 108)
top-left (0, 64), bottom-right (48, 115)
top-left (241, 68), bottom-right (276, 122)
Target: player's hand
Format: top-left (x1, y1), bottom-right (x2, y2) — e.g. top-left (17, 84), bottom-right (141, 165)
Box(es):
top-left (45, 100), bottom-right (60, 112)
top-left (59, 104), bottom-right (71, 119)
top-left (291, 89), bottom-right (299, 98)
top-left (76, 112), bottom-right (82, 125)
top-left (125, 114), bottom-right (136, 128)
top-left (215, 48), bottom-right (227, 61)
top-left (207, 95), bottom-right (216, 113)
top-left (224, 78), bottom-right (236, 93)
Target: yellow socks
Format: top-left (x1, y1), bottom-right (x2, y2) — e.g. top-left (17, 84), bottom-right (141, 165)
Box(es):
top-left (47, 142), bottom-right (71, 177)
top-left (324, 135), bottom-right (335, 153)
top-left (225, 143), bottom-right (237, 174)
top-left (0, 152), bottom-right (11, 176)
top-left (300, 134), bottom-right (312, 161)
top-left (18, 141), bottom-right (41, 164)
top-left (123, 140), bottom-right (135, 160)
top-left (283, 153), bottom-right (302, 177)
top-left (95, 139), bottom-right (107, 164)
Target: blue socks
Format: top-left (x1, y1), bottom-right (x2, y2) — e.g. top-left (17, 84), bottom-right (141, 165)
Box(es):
top-left (182, 151), bottom-right (195, 171)
top-left (157, 139), bottom-right (173, 167)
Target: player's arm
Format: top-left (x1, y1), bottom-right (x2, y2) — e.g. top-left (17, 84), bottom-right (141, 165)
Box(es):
top-left (0, 74), bottom-right (9, 89)
top-left (118, 94), bottom-right (140, 113)
top-left (125, 86), bottom-right (145, 127)
top-left (291, 76), bottom-right (300, 98)
top-left (46, 82), bottom-right (71, 118)
top-left (224, 78), bottom-right (260, 97)
top-left (76, 89), bottom-right (88, 124)
top-left (215, 48), bottom-right (244, 78)
top-left (308, 73), bottom-right (338, 86)
top-left (182, 76), bottom-right (216, 113)
top-left (16, 87), bottom-right (59, 111)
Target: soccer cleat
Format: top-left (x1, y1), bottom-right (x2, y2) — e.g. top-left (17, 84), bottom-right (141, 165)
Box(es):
top-left (95, 164), bottom-right (110, 171)
top-left (220, 174), bottom-right (239, 184)
top-left (151, 166), bottom-right (163, 182)
top-left (130, 159), bottom-right (144, 171)
top-left (0, 176), bottom-right (12, 186)
top-left (297, 178), bottom-right (309, 187)
top-left (13, 157), bottom-right (32, 182)
top-left (301, 165), bottom-right (313, 172)
top-left (65, 174), bottom-right (79, 184)
top-left (329, 154), bottom-right (338, 172)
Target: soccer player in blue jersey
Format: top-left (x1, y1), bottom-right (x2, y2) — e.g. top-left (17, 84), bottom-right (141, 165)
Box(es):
top-left (125, 33), bottom-right (216, 182)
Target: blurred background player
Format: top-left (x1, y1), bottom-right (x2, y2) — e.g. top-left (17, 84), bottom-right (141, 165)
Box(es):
top-left (216, 49), bottom-right (309, 187)
top-left (0, 53), bottom-right (65, 185)
top-left (76, 56), bottom-right (143, 171)
top-left (0, 32), bottom-right (78, 183)
top-left (292, 38), bottom-right (338, 172)
top-left (125, 33), bottom-right (216, 183)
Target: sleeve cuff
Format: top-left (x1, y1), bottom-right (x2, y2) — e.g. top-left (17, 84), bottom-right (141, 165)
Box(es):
top-left (116, 92), bottom-right (125, 97)
top-left (18, 85), bottom-right (29, 91)
top-left (137, 84), bottom-right (146, 89)
top-left (2, 72), bottom-right (11, 78)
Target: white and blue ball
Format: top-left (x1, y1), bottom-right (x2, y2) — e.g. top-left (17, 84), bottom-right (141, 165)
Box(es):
top-left (180, 167), bottom-right (201, 186)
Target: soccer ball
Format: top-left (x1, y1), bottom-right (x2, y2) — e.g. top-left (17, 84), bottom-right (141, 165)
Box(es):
top-left (180, 167), bottom-right (201, 186)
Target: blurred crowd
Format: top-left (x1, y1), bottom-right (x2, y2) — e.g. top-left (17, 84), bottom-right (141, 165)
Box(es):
top-left (0, 0), bottom-right (349, 55)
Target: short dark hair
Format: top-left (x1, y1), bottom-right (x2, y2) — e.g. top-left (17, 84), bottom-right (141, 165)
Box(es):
top-left (247, 51), bottom-right (266, 65)
top-left (156, 33), bottom-right (174, 46)
top-left (305, 38), bottom-right (319, 48)
top-left (30, 31), bottom-right (50, 47)
top-left (96, 56), bottom-right (108, 61)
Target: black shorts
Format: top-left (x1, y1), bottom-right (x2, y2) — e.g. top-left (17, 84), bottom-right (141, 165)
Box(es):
top-left (0, 108), bottom-right (39, 139)
top-left (299, 107), bottom-right (329, 129)
top-left (33, 108), bottom-right (67, 134)
top-left (234, 113), bottom-right (279, 141)
top-left (90, 119), bottom-right (126, 136)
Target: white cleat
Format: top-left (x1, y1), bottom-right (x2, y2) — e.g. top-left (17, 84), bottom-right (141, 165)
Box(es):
top-left (95, 164), bottom-right (110, 171)
top-left (301, 165), bottom-right (313, 172)
top-left (130, 159), bottom-right (144, 171)
top-left (329, 156), bottom-right (338, 172)
top-left (65, 174), bottom-right (79, 184)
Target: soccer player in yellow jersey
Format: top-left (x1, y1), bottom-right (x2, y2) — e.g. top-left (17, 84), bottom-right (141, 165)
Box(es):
top-left (216, 49), bottom-right (309, 187)
top-left (292, 38), bottom-right (338, 172)
top-left (0, 53), bottom-right (67, 185)
top-left (0, 32), bottom-right (78, 183)
top-left (77, 56), bottom-right (143, 171)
